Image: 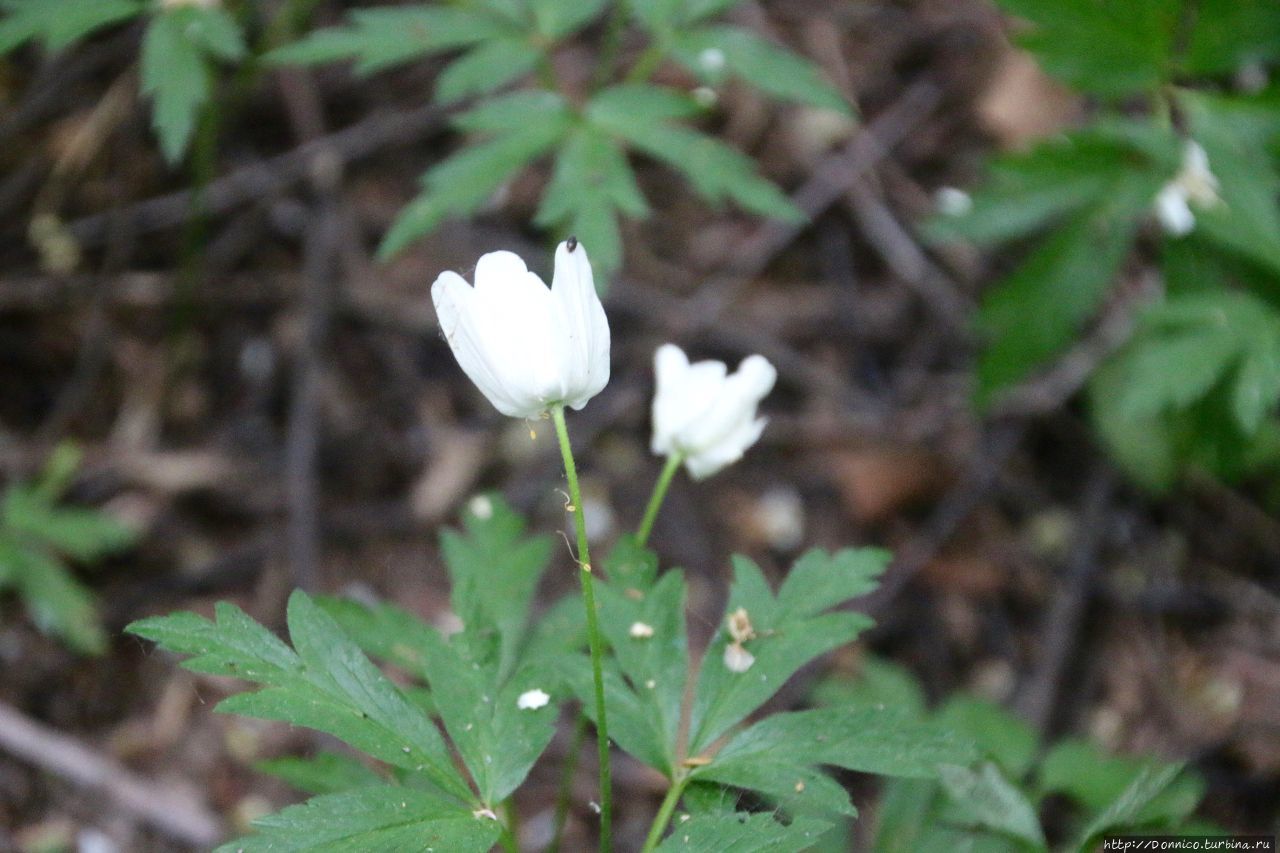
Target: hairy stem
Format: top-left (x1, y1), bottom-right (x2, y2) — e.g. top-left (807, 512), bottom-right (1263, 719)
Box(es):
top-left (637, 452), bottom-right (683, 546)
top-left (550, 405), bottom-right (613, 852)
top-left (640, 771), bottom-right (690, 853)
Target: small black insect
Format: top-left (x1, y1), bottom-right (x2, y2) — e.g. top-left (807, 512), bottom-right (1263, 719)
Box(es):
top-left (566, 235), bottom-right (578, 252)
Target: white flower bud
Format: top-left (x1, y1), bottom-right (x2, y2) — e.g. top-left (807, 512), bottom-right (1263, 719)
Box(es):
top-left (432, 240), bottom-right (610, 418)
top-left (650, 344), bottom-right (776, 480)
top-left (1154, 140), bottom-right (1221, 237)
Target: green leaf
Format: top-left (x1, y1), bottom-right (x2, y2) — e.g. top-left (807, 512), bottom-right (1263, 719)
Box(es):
top-left (937, 763), bottom-right (1047, 850)
top-left (1184, 0), bottom-right (1280, 76)
top-left (528, 0), bottom-right (608, 39)
top-left (1039, 740), bottom-right (1205, 826)
top-left (1073, 763), bottom-right (1189, 850)
top-left (378, 114), bottom-right (570, 259)
top-left (439, 493), bottom-right (554, 681)
top-left (535, 125), bottom-right (650, 278)
top-left (415, 628), bottom-right (559, 804)
top-left (588, 87), bottom-right (801, 223)
top-left (7, 544), bottom-right (105, 654)
top-left (3, 494), bottom-right (133, 564)
top-left (128, 592), bottom-right (472, 802)
top-left (654, 812), bottom-right (831, 853)
top-left (994, 0), bottom-right (1180, 98)
top-left (934, 698), bottom-right (1039, 780)
top-left (140, 13), bottom-right (210, 164)
top-left (687, 553), bottom-right (880, 755)
top-left (926, 126), bottom-right (1179, 246)
top-left (776, 547), bottom-right (889, 620)
top-left (0, 0), bottom-right (142, 53)
top-left (435, 38), bottom-right (542, 103)
top-left (811, 656), bottom-right (927, 719)
top-left (175, 6), bottom-right (246, 62)
top-left (216, 786), bottom-right (502, 853)
top-left (588, 570), bottom-right (689, 775)
top-left (673, 26), bottom-right (848, 113)
top-left (315, 596), bottom-right (442, 678)
top-left (974, 193), bottom-right (1146, 403)
top-left (266, 6), bottom-right (507, 75)
top-left (703, 707), bottom-right (977, 781)
top-left (256, 752), bottom-right (385, 795)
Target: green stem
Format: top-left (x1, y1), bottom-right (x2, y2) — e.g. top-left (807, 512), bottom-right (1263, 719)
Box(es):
top-left (500, 800), bottom-right (519, 853)
top-left (640, 772), bottom-right (689, 853)
top-left (548, 710), bottom-right (590, 853)
top-left (637, 452), bottom-right (682, 546)
top-left (550, 405), bottom-right (613, 852)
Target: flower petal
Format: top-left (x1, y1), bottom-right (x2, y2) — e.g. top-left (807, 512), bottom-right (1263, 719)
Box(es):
top-left (553, 240), bottom-right (610, 410)
top-left (432, 271), bottom-right (523, 416)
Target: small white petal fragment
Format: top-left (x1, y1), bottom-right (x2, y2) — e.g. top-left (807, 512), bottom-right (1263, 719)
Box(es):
top-left (934, 186), bottom-right (973, 217)
top-left (651, 344), bottom-right (777, 480)
top-left (692, 86), bottom-right (718, 108)
top-left (468, 495), bottom-right (494, 519)
top-left (1153, 140), bottom-right (1221, 237)
top-left (629, 621), bottom-right (655, 639)
top-left (698, 47), bottom-right (726, 72)
top-left (724, 642), bottom-right (755, 673)
top-left (517, 688), bottom-right (550, 710)
top-left (473, 808), bottom-right (498, 821)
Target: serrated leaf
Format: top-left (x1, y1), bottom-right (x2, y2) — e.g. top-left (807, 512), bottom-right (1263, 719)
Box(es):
top-left (588, 84), bottom-right (706, 126)
top-left (439, 493), bottom-right (554, 681)
top-left (776, 547), bottom-right (889, 620)
top-left (937, 763), bottom-right (1047, 850)
top-left (587, 570), bottom-right (689, 775)
top-left (453, 90), bottom-right (571, 133)
top-left (128, 593), bottom-right (472, 802)
top-left (654, 812), bottom-right (831, 853)
top-left (266, 6), bottom-right (507, 75)
top-left (0, 0), bottom-right (142, 54)
top-left (257, 752), bottom-right (385, 795)
top-left (995, 0), bottom-right (1180, 98)
top-left (316, 596), bottom-right (442, 677)
top-left (974, 182), bottom-right (1151, 403)
top-left (173, 6), bottom-right (245, 62)
top-left (695, 759), bottom-right (856, 818)
top-left (140, 11), bottom-right (225, 165)
top-left (216, 786), bottom-right (502, 853)
top-left (811, 656), bottom-right (927, 719)
top-left (435, 37), bottom-right (542, 102)
top-left (535, 125), bottom-right (649, 278)
top-left (673, 26), bottom-right (848, 113)
top-left (588, 91), bottom-right (801, 223)
top-left (378, 116), bottom-right (570, 259)
top-left (687, 555), bottom-right (878, 755)
top-left (704, 707), bottom-right (977, 782)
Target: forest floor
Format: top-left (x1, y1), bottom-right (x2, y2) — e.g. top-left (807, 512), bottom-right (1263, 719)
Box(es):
top-left (0, 0), bottom-right (1277, 850)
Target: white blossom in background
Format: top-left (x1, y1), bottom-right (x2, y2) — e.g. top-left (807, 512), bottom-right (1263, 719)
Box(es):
top-left (432, 239), bottom-right (610, 418)
top-left (698, 47), bottom-right (726, 73)
top-left (651, 344), bottom-right (777, 480)
top-left (516, 688), bottom-right (550, 710)
top-left (1154, 140), bottom-right (1221, 237)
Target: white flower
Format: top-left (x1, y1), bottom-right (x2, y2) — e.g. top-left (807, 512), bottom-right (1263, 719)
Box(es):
top-left (516, 688), bottom-right (550, 710)
top-left (1154, 141), bottom-right (1221, 237)
top-left (651, 344), bottom-right (777, 480)
top-left (432, 239), bottom-right (610, 418)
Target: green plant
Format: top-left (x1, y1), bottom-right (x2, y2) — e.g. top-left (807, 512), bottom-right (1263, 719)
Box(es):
top-left (0, 0), bottom-right (248, 163)
top-left (267, 0), bottom-right (848, 280)
top-left (0, 444), bottom-right (135, 654)
top-left (127, 499), bottom-right (974, 851)
top-left (814, 657), bottom-right (1216, 852)
top-left (927, 0), bottom-right (1280, 489)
